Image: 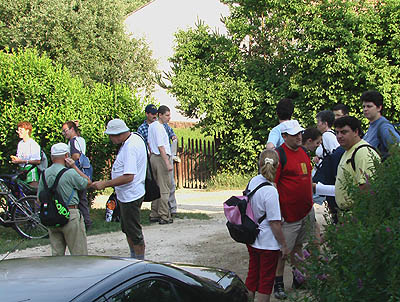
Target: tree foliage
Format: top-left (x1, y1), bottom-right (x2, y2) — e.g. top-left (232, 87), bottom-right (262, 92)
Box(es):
top-left (0, 49), bottom-right (145, 184)
top-left (168, 0), bottom-right (400, 172)
top-left (0, 0), bottom-right (158, 92)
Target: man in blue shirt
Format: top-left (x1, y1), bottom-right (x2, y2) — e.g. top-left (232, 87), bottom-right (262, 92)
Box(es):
top-left (266, 98), bottom-right (294, 149)
top-left (361, 90), bottom-right (400, 159)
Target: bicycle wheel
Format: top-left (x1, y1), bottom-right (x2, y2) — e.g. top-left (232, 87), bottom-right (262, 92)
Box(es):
top-left (11, 195), bottom-right (48, 239)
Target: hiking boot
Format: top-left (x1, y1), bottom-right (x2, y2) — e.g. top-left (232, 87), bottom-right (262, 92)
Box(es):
top-left (274, 282), bottom-right (287, 300)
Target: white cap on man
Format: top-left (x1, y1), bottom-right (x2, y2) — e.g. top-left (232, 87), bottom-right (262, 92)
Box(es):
top-left (104, 119), bottom-right (130, 135)
top-left (280, 120), bottom-right (305, 135)
top-left (51, 143), bottom-right (69, 156)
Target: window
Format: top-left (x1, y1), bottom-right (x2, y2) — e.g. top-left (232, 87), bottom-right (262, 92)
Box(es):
top-left (108, 279), bottom-right (176, 302)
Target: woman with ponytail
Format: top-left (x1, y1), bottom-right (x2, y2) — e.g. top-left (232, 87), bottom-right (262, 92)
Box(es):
top-left (245, 149), bottom-right (289, 302)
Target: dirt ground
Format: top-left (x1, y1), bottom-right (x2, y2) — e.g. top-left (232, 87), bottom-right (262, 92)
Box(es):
top-left (2, 213), bottom-right (301, 301)
top-left (2, 190), bottom-right (323, 301)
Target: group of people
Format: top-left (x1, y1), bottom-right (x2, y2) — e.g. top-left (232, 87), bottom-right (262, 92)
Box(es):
top-left (11, 105), bottom-right (178, 260)
top-left (10, 91), bottom-right (399, 300)
top-left (245, 90), bottom-right (400, 302)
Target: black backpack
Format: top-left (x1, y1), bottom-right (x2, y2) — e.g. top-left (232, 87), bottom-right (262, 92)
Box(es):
top-left (39, 168), bottom-right (72, 227)
top-left (224, 182), bottom-right (272, 244)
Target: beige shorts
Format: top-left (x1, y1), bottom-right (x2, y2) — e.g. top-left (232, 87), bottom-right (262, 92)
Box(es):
top-left (282, 207), bottom-right (316, 252)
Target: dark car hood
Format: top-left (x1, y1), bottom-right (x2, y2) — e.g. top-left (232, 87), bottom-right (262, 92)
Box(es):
top-left (0, 256), bottom-right (140, 302)
top-left (166, 263), bottom-right (231, 288)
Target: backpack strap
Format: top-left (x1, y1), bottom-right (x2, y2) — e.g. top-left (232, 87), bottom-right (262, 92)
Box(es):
top-left (346, 144), bottom-right (379, 171)
top-left (245, 181), bottom-right (272, 224)
top-left (276, 146), bottom-right (287, 170)
top-left (320, 130), bottom-right (336, 158)
top-left (133, 132), bottom-right (155, 181)
top-left (277, 145), bottom-right (308, 169)
top-left (43, 168), bottom-right (69, 192)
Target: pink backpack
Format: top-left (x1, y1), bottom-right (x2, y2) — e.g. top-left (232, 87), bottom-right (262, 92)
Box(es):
top-left (223, 182), bottom-right (271, 244)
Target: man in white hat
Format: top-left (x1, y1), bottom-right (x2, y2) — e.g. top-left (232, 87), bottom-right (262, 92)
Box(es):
top-left (37, 142), bottom-right (92, 256)
top-left (91, 119), bottom-right (147, 260)
top-left (273, 120), bottom-right (314, 299)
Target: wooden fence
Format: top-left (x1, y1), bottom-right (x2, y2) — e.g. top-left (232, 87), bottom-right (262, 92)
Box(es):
top-left (174, 137), bottom-right (219, 189)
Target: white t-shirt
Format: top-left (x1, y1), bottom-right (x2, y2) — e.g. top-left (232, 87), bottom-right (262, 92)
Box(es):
top-left (16, 138), bottom-right (41, 167)
top-left (316, 130), bottom-right (339, 159)
top-left (248, 175), bottom-right (282, 250)
top-left (148, 121), bottom-right (171, 156)
top-left (111, 133), bottom-right (147, 202)
top-left (68, 136), bottom-right (86, 155)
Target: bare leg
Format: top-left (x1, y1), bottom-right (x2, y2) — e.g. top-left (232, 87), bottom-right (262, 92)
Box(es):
top-left (257, 293), bottom-right (270, 302)
top-left (127, 236), bottom-right (145, 259)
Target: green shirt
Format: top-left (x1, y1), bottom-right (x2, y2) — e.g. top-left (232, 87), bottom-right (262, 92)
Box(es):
top-left (38, 163), bottom-right (88, 206)
top-left (335, 139), bottom-right (380, 210)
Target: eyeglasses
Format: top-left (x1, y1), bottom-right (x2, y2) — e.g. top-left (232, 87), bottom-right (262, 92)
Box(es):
top-left (62, 128), bottom-right (70, 134)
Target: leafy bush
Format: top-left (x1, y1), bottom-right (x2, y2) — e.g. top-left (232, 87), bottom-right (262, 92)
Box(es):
top-left (0, 0), bottom-right (158, 92)
top-left (0, 49), bottom-right (145, 186)
top-left (297, 146), bottom-right (400, 302)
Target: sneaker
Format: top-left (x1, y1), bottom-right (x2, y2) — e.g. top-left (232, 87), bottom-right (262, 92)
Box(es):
top-left (149, 217), bottom-right (160, 223)
top-left (159, 218), bottom-right (173, 225)
top-left (274, 282), bottom-right (287, 300)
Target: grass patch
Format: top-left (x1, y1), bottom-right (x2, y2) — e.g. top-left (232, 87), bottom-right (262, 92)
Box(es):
top-left (174, 127), bottom-right (213, 149)
top-left (0, 208), bottom-right (210, 255)
top-left (205, 171), bottom-right (255, 191)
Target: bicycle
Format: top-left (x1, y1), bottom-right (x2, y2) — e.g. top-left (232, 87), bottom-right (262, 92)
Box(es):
top-left (0, 171), bottom-right (48, 239)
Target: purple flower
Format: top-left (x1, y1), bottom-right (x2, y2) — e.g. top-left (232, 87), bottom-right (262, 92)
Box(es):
top-left (293, 268), bottom-right (306, 284)
top-left (317, 273), bottom-right (327, 281)
top-left (303, 249), bottom-right (311, 259)
top-left (386, 227), bottom-right (391, 233)
top-left (357, 278), bottom-right (363, 289)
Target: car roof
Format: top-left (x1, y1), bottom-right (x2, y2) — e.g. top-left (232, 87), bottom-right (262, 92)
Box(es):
top-left (0, 256), bottom-right (232, 302)
top-left (0, 256), bottom-right (140, 302)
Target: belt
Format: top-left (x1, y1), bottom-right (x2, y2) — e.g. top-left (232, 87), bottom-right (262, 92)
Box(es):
top-left (68, 205), bottom-right (78, 209)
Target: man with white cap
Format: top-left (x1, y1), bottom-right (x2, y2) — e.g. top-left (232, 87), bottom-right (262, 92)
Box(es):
top-left (91, 119), bottom-right (147, 260)
top-left (37, 142), bottom-right (91, 256)
top-left (273, 120), bottom-right (314, 299)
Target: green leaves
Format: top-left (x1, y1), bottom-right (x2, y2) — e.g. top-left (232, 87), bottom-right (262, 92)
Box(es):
top-left (0, 49), bottom-right (145, 186)
top-left (0, 0), bottom-right (158, 93)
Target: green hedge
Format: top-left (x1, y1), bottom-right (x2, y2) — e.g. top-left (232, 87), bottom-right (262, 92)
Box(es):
top-left (0, 48), bottom-right (145, 184)
top-left (298, 146), bottom-right (400, 301)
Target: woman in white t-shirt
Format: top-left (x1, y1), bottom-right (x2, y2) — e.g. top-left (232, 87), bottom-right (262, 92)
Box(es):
top-left (245, 149), bottom-right (289, 302)
top-left (11, 121), bottom-right (41, 188)
top-left (62, 120), bottom-right (92, 229)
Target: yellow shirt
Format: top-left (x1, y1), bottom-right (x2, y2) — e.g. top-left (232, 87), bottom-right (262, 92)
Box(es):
top-left (335, 139), bottom-right (380, 209)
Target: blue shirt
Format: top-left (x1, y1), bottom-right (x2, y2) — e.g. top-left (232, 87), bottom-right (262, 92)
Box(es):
top-left (267, 124), bottom-right (284, 148)
top-left (137, 120), bottom-right (176, 143)
top-left (363, 116), bottom-right (400, 153)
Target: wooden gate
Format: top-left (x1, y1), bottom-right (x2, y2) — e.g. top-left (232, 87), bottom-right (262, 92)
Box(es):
top-left (174, 137), bottom-right (219, 189)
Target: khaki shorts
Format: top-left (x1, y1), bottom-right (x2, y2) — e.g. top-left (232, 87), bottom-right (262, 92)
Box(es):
top-left (282, 207), bottom-right (316, 252)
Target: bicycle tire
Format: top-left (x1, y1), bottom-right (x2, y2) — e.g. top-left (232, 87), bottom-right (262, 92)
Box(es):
top-left (11, 195), bottom-right (48, 239)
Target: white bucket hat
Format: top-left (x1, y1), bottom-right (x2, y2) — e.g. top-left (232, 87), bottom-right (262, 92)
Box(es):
top-left (104, 119), bottom-right (130, 135)
top-left (51, 143), bottom-right (69, 156)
